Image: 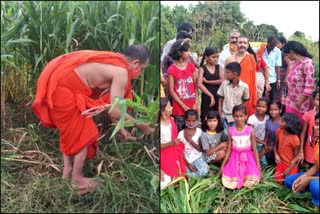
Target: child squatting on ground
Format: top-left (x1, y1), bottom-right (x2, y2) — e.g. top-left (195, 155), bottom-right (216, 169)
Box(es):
top-left (274, 113), bottom-right (302, 185)
top-left (284, 112), bottom-right (320, 207)
top-left (179, 109), bottom-right (209, 178)
top-left (160, 97), bottom-right (186, 188)
top-left (200, 110), bottom-right (227, 164)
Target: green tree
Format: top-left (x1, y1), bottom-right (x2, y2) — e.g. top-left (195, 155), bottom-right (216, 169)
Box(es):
top-left (293, 31), bottom-right (306, 39)
top-left (160, 5), bottom-right (175, 47)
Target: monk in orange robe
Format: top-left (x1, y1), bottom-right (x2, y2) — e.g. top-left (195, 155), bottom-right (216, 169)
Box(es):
top-left (225, 35), bottom-right (257, 116)
top-left (32, 45), bottom-right (154, 194)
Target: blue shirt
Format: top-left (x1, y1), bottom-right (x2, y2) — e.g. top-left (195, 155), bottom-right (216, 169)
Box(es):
top-left (262, 47), bottom-right (282, 83)
top-left (265, 119), bottom-right (280, 146)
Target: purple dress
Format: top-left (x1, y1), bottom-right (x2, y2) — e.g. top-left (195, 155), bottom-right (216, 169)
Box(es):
top-left (222, 125), bottom-right (261, 189)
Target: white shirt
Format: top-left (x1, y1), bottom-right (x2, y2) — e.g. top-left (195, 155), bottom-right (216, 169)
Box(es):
top-left (178, 128), bottom-right (203, 163)
top-left (161, 123), bottom-right (172, 144)
top-left (247, 114), bottom-right (270, 142)
top-left (161, 38), bottom-right (176, 62)
top-left (218, 48), bottom-right (232, 73)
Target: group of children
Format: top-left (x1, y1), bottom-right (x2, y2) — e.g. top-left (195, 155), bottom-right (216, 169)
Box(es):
top-left (160, 38), bottom-right (319, 206)
top-left (161, 89), bottom-right (319, 191)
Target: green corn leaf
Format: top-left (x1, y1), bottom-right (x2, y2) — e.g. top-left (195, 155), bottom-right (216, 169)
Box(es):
top-left (109, 97), bottom-right (127, 140)
top-left (287, 203), bottom-right (311, 212)
top-left (7, 38), bottom-right (37, 44)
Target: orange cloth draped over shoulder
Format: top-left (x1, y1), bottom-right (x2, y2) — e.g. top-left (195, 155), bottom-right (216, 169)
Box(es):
top-left (239, 54), bottom-right (257, 117)
top-left (256, 42), bottom-right (267, 58)
top-left (32, 50), bottom-right (132, 158)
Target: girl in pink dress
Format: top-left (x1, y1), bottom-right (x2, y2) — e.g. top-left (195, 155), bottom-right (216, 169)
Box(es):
top-left (218, 104), bottom-right (263, 189)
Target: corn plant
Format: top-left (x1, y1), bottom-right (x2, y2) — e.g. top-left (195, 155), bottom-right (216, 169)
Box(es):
top-left (1, 1), bottom-right (159, 129)
top-left (105, 93), bottom-right (159, 143)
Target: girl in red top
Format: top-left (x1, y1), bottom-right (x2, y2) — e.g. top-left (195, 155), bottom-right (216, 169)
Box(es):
top-left (168, 40), bottom-right (198, 131)
top-left (160, 97), bottom-right (186, 184)
top-left (274, 113), bottom-right (302, 184)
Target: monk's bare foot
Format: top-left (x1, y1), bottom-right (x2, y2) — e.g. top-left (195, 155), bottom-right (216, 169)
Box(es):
top-left (71, 177), bottom-right (102, 195)
top-left (62, 167), bottom-right (72, 181)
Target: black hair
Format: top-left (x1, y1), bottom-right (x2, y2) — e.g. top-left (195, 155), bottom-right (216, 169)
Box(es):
top-left (200, 47), bottom-right (219, 67)
top-left (232, 104), bottom-right (247, 116)
top-left (268, 100), bottom-right (285, 116)
top-left (283, 41), bottom-right (313, 59)
top-left (202, 110), bottom-right (224, 133)
top-left (281, 113), bottom-right (302, 135)
top-left (225, 62), bottom-right (241, 76)
top-left (315, 112), bottom-right (320, 120)
top-left (247, 43), bottom-right (257, 62)
top-left (267, 35), bottom-right (279, 44)
top-left (177, 22), bottom-right (194, 33)
top-left (160, 97), bottom-right (169, 113)
top-left (257, 97), bottom-right (270, 106)
top-left (176, 31), bottom-right (192, 40)
top-left (312, 88), bottom-right (319, 99)
top-left (236, 34), bottom-right (248, 42)
top-left (168, 40), bottom-right (191, 61)
top-left (278, 36), bottom-right (287, 45)
top-left (184, 109), bottom-right (198, 120)
top-left (123, 44), bottom-right (150, 64)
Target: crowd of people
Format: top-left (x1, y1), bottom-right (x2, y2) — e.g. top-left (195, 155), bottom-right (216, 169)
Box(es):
top-left (160, 22), bottom-right (319, 207)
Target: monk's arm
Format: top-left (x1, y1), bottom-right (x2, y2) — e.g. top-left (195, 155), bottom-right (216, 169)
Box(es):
top-left (107, 68), bottom-right (139, 125)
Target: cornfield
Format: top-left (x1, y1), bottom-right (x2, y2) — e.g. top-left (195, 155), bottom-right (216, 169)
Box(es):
top-left (1, 1), bottom-right (159, 213)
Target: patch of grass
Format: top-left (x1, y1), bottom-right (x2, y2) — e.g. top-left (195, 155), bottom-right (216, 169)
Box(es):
top-left (1, 116), bottom-right (159, 213)
top-left (161, 165), bottom-right (318, 213)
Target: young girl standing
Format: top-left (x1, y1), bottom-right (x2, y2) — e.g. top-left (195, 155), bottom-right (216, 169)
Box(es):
top-left (197, 47), bottom-right (223, 130)
top-left (262, 100), bottom-right (285, 165)
top-left (178, 109), bottom-right (209, 177)
top-left (247, 97), bottom-right (270, 165)
top-left (160, 97), bottom-right (186, 181)
top-left (294, 89), bottom-right (319, 169)
top-left (168, 41), bottom-right (198, 132)
top-left (200, 110), bottom-right (228, 164)
top-left (274, 113), bottom-right (302, 185)
top-left (219, 105), bottom-right (262, 189)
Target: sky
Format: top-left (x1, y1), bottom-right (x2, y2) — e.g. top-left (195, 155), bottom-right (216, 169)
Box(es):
top-left (160, 1), bottom-right (319, 41)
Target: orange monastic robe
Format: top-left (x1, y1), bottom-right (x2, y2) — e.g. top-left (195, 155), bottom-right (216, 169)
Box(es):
top-left (239, 54), bottom-right (257, 117)
top-left (32, 50), bottom-right (132, 158)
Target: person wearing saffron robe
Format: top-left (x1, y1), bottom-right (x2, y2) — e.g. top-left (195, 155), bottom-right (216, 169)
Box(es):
top-left (32, 44), bottom-right (155, 195)
top-left (225, 35), bottom-right (257, 117)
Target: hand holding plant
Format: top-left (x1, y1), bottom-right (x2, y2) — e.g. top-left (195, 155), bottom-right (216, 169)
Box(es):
top-left (136, 123), bottom-right (155, 135)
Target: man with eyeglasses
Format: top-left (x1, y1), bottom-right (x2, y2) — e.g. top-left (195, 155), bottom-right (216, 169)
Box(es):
top-left (218, 29), bottom-right (240, 73)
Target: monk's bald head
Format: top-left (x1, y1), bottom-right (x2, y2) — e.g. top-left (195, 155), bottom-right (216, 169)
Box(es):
top-left (123, 44), bottom-right (150, 64)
